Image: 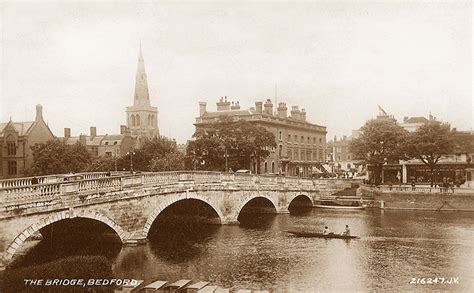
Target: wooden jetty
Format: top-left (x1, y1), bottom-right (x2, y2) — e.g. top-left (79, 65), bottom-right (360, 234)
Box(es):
top-left (114, 278), bottom-right (268, 293)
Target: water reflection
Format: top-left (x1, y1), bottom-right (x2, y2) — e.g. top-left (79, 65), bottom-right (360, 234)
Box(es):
top-left (6, 209), bottom-right (473, 292)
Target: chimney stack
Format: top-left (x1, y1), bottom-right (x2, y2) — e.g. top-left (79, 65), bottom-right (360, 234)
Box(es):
top-left (35, 104), bottom-right (43, 121)
top-left (216, 96), bottom-right (231, 111)
top-left (64, 128), bottom-right (71, 139)
top-left (277, 102), bottom-right (287, 118)
top-left (264, 99), bottom-right (273, 115)
top-left (199, 102), bottom-right (207, 116)
top-left (290, 106), bottom-right (301, 120)
top-left (255, 101), bottom-right (263, 113)
top-left (301, 108), bottom-right (307, 121)
top-left (90, 126), bottom-right (97, 138)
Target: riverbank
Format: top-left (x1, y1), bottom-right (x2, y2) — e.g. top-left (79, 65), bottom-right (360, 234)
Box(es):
top-left (358, 185), bottom-right (474, 211)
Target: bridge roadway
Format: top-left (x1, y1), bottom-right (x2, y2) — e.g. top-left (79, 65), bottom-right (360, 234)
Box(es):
top-left (0, 171), bottom-right (354, 268)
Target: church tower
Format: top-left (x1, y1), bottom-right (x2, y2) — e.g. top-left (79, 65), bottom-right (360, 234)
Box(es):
top-left (126, 45), bottom-right (159, 138)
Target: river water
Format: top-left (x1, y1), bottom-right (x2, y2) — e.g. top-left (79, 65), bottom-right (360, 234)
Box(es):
top-left (9, 209), bottom-right (474, 292)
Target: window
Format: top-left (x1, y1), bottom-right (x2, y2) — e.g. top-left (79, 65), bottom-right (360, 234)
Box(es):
top-left (7, 142), bottom-right (16, 156)
top-left (301, 136), bottom-right (304, 143)
top-left (294, 149), bottom-right (299, 160)
top-left (271, 162), bottom-right (275, 173)
top-left (105, 142), bottom-right (109, 145)
top-left (319, 138), bottom-right (322, 143)
top-left (114, 141), bottom-right (118, 145)
top-left (287, 148), bottom-right (292, 160)
top-left (264, 162), bottom-right (268, 173)
top-left (279, 131), bottom-right (282, 141)
top-left (307, 150), bottom-right (312, 162)
top-left (279, 145), bottom-right (282, 157)
top-left (294, 135), bottom-right (297, 142)
top-left (105, 152), bottom-right (112, 157)
top-left (336, 147), bottom-right (341, 152)
top-left (313, 137), bottom-right (316, 144)
top-left (307, 137), bottom-right (310, 144)
top-left (337, 156), bottom-right (341, 160)
top-left (347, 155), bottom-right (351, 160)
top-left (8, 161), bottom-right (17, 175)
top-left (347, 163), bottom-right (351, 169)
top-left (288, 134), bottom-right (291, 142)
top-left (301, 150), bottom-right (305, 161)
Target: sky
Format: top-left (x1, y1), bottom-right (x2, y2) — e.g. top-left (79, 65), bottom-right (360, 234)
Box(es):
top-left (1, 0), bottom-right (472, 143)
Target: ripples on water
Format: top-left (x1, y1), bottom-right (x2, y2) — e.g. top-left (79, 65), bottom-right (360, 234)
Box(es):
top-left (8, 209), bottom-right (474, 292)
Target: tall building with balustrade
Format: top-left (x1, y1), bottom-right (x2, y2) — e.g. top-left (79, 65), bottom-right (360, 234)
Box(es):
top-left (195, 97), bottom-right (327, 177)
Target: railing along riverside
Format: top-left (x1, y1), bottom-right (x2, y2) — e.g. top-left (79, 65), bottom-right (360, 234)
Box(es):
top-left (360, 184), bottom-right (472, 194)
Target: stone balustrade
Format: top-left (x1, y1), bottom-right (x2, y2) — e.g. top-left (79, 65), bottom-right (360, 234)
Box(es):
top-left (0, 171), bottom-right (358, 214)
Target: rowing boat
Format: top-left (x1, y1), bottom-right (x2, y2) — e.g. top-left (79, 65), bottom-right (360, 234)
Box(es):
top-left (285, 230), bottom-right (359, 239)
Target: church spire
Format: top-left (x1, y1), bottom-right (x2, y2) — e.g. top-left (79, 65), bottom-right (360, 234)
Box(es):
top-left (134, 44), bottom-right (151, 107)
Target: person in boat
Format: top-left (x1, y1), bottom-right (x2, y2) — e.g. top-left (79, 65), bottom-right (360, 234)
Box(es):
top-left (322, 226), bottom-right (331, 235)
top-left (341, 225), bottom-right (351, 236)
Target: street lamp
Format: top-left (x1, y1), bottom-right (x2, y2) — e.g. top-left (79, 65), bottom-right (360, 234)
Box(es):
top-left (127, 151), bottom-right (135, 173)
top-left (224, 149), bottom-right (229, 172)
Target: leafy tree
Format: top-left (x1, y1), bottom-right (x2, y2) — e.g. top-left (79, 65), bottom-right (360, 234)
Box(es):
top-left (29, 140), bottom-right (92, 175)
top-left (128, 136), bottom-right (183, 171)
top-left (350, 118), bottom-right (409, 184)
top-left (150, 152), bottom-right (185, 171)
top-left (186, 117), bottom-right (276, 172)
top-left (405, 121), bottom-right (455, 186)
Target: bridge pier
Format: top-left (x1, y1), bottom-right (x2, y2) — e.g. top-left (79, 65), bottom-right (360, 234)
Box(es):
top-left (0, 171), bottom-right (356, 267)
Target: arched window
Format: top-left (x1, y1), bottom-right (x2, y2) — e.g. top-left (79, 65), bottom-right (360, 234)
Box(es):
top-left (264, 162), bottom-right (268, 173)
top-left (136, 114), bottom-right (140, 126)
top-left (271, 162), bottom-right (275, 173)
top-left (131, 115), bottom-right (135, 126)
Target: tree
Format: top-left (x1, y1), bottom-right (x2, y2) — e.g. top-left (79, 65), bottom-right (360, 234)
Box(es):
top-left (150, 152), bottom-right (185, 171)
top-left (186, 117), bottom-right (276, 172)
top-left (405, 121), bottom-right (455, 186)
top-left (29, 140), bottom-right (92, 175)
top-left (349, 118), bottom-right (409, 184)
top-left (128, 136), bottom-right (183, 171)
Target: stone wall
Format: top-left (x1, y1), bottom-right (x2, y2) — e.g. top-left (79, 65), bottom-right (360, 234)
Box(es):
top-left (358, 185), bottom-right (474, 211)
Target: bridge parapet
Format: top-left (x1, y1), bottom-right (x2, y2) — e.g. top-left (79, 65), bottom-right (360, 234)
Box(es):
top-left (0, 171), bottom-right (359, 217)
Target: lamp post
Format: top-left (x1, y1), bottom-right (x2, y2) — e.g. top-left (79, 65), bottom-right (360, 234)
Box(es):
top-left (224, 149), bottom-right (229, 172)
top-left (127, 151), bottom-right (135, 173)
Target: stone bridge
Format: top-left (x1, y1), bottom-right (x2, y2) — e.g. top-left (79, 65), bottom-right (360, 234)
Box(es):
top-left (0, 171), bottom-right (355, 268)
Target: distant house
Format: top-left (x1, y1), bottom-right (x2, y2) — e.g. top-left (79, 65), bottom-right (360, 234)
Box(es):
top-left (62, 125), bottom-right (135, 158)
top-left (0, 105), bottom-right (55, 178)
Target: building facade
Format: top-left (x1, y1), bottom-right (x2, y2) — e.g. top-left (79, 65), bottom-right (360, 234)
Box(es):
top-left (195, 97), bottom-right (327, 177)
top-left (62, 126), bottom-right (135, 158)
top-left (125, 46), bottom-right (159, 138)
top-left (0, 105), bottom-right (55, 178)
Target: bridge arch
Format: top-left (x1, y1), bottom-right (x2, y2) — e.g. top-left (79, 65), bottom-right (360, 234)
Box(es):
top-left (143, 193), bottom-right (224, 236)
top-left (234, 194), bottom-right (279, 220)
top-left (287, 193), bottom-right (314, 208)
top-left (5, 211), bottom-right (126, 261)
